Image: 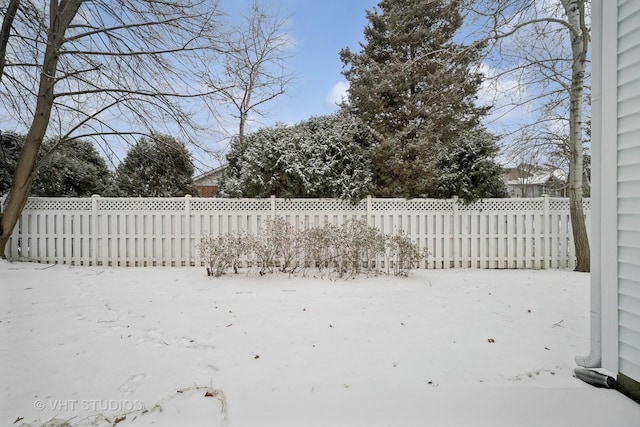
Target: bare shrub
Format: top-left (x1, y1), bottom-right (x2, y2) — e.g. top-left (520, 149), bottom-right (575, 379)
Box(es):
top-left (332, 219), bottom-right (386, 277)
top-left (267, 217), bottom-right (305, 273)
top-left (301, 225), bottom-right (334, 271)
top-left (199, 217), bottom-right (426, 278)
top-left (385, 233), bottom-right (427, 277)
top-left (199, 230), bottom-right (252, 276)
top-left (198, 235), bottom-right (235, 277)
top-left (227, 230), bottom-right (253, 273)
top-left (251, 231), bottom-right (278, 275)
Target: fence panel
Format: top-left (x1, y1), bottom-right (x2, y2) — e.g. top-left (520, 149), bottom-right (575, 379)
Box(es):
top-left (1, 195), bottom-right (590, 269)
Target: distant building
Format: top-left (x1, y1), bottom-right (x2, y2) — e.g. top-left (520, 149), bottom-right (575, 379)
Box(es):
top-left (193, 164), bottom-right (228, 197)
top-left (503, 164), bottom-right (567, 197)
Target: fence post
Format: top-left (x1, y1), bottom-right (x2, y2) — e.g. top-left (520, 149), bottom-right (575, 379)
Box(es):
top-left (542, 194), bottom-right (549, 269)
top-left (271, 195), bottom-right (276, 218)
top-left (452, 196), bottom-right (459, 268)
top-left (185, 195), bottom-right (192, 266)
top-left (91, 194), bottom-right (100, 266)
top-left (366, 195), bottom-right (372, 225)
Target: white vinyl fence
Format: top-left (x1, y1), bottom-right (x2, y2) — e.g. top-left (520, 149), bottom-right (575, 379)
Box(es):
top-left (1, 196), bottom-right (590, 269)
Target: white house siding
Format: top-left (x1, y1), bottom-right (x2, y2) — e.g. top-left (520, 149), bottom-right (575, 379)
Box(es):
top-left (617, 0), bottom-right (640, 388)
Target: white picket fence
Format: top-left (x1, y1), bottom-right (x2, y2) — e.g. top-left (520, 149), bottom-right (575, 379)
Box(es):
top-left (1, 195), bottom-right (591, 269)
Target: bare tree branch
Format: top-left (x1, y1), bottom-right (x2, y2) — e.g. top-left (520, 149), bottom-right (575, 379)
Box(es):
top-left (0, 0), bottom-right (229, 256)
top-left (207, 0), bottom-right (294, 145)
top-left (0, 0), bottom-right (21, 81)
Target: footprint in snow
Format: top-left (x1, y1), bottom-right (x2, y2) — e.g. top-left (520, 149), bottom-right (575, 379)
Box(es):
top-left (119, 373), bottom-right (146, 396)
top-left (178, 337), bottom-right (216, 350)
top-left (135, 329), bottom-right (169, 347)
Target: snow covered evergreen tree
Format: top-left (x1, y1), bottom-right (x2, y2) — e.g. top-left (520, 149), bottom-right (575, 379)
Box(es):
top-left (114, 134), bottom-right (198, 197)
top-left (340, 0), bottom-right (503, 199)
top-left (221, 111), bottom-right (377, 200)
top-left (431, 130), bottom-right (508, 202)
top-left (1, 132), bottom-right (113, 197)
top-left (33, 138), bottom-right (115, 197)
top-left (0, 131), bottom-right (23, 196)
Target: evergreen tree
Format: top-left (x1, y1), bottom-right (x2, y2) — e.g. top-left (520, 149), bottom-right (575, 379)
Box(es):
top-left (0, 131), bottom-right (23, 196)
top-left (114, 135), bottom-right (198, 197)
top-left (1, 132), bottom-right (113, 197)
top-left (340, 0), bottom-right (501, 199)
top-left (222, 112), bottom-right (377, 200)
top-left (33, 138), bottom-right (114, 197)
top-left (431, 130), bottom-right (508, 201)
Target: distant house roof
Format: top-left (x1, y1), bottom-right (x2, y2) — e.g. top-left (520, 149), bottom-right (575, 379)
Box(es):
top-left (505, 169), bottom-right (567, 186)
top-left (503, 164), bottom-right (567, 186)
top-left (193, 164), bottom-right (228, 186)
top-left (503, 164), bottom-right (567, 197)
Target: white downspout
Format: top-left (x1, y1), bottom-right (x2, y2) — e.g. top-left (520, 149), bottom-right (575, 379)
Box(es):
top-left (575, 0), bottom-right (603, 370)
top-left (575, 295), bottom-right (602, 367)
top-left (574, 184), bottom-right (601, 367)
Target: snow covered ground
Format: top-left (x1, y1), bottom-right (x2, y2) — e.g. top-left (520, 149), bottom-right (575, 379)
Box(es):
top-left (1, 261), bottom-right (639, 427)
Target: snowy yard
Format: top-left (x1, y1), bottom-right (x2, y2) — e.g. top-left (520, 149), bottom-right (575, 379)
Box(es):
top-left (1, 262), bottom-right (639, 427)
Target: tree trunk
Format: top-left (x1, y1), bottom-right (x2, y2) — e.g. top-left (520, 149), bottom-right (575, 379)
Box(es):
top-left (562, 0), bottom-right (590, 272)
top-left (0, 0), bottom-right (82, 258)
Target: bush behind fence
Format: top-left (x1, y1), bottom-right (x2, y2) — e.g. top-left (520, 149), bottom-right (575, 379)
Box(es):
top-left (1, 195), bottom-right (591, 269)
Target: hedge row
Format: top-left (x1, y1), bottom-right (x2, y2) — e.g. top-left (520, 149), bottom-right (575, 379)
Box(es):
top-left (198, 217), bottom-right (427, 278)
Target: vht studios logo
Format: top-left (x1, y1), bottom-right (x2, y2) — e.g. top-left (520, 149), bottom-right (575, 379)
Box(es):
top-left (34, 399), bottom-right (144, 412)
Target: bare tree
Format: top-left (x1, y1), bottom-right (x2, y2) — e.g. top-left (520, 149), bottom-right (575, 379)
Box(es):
top-left (465, 0), bottom-right (591, 271)
top-left (0, 0), bottom-right (225, 258)
top-left (562, 0), bottom-right (590, 272)
top-left (209, 0), bottom-right (293, 147)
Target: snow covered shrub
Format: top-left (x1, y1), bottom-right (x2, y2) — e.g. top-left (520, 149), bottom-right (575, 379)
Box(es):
top-left (333, 219), bottom-right (386, 277)
top-left (302, 225), bottom-right (334, 271)
top-left (198, 218), bottom-right (425, 278)
top-left (250, 232), bottom-right (278, 275)
top-left (266, 217), bottom-right (305, 273)
top-left (251, 217), bottom-right (303, 274)
top-left (385, 233), bottom-right (426, 277)
top-left (199, 235), bottom-right (235, 277)
top-left (199, 231), bottom-right (252, 276)
top-left (226, 230), bottom-right (252, 273)
top-left (220, 112), bottom-right (376, 200)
